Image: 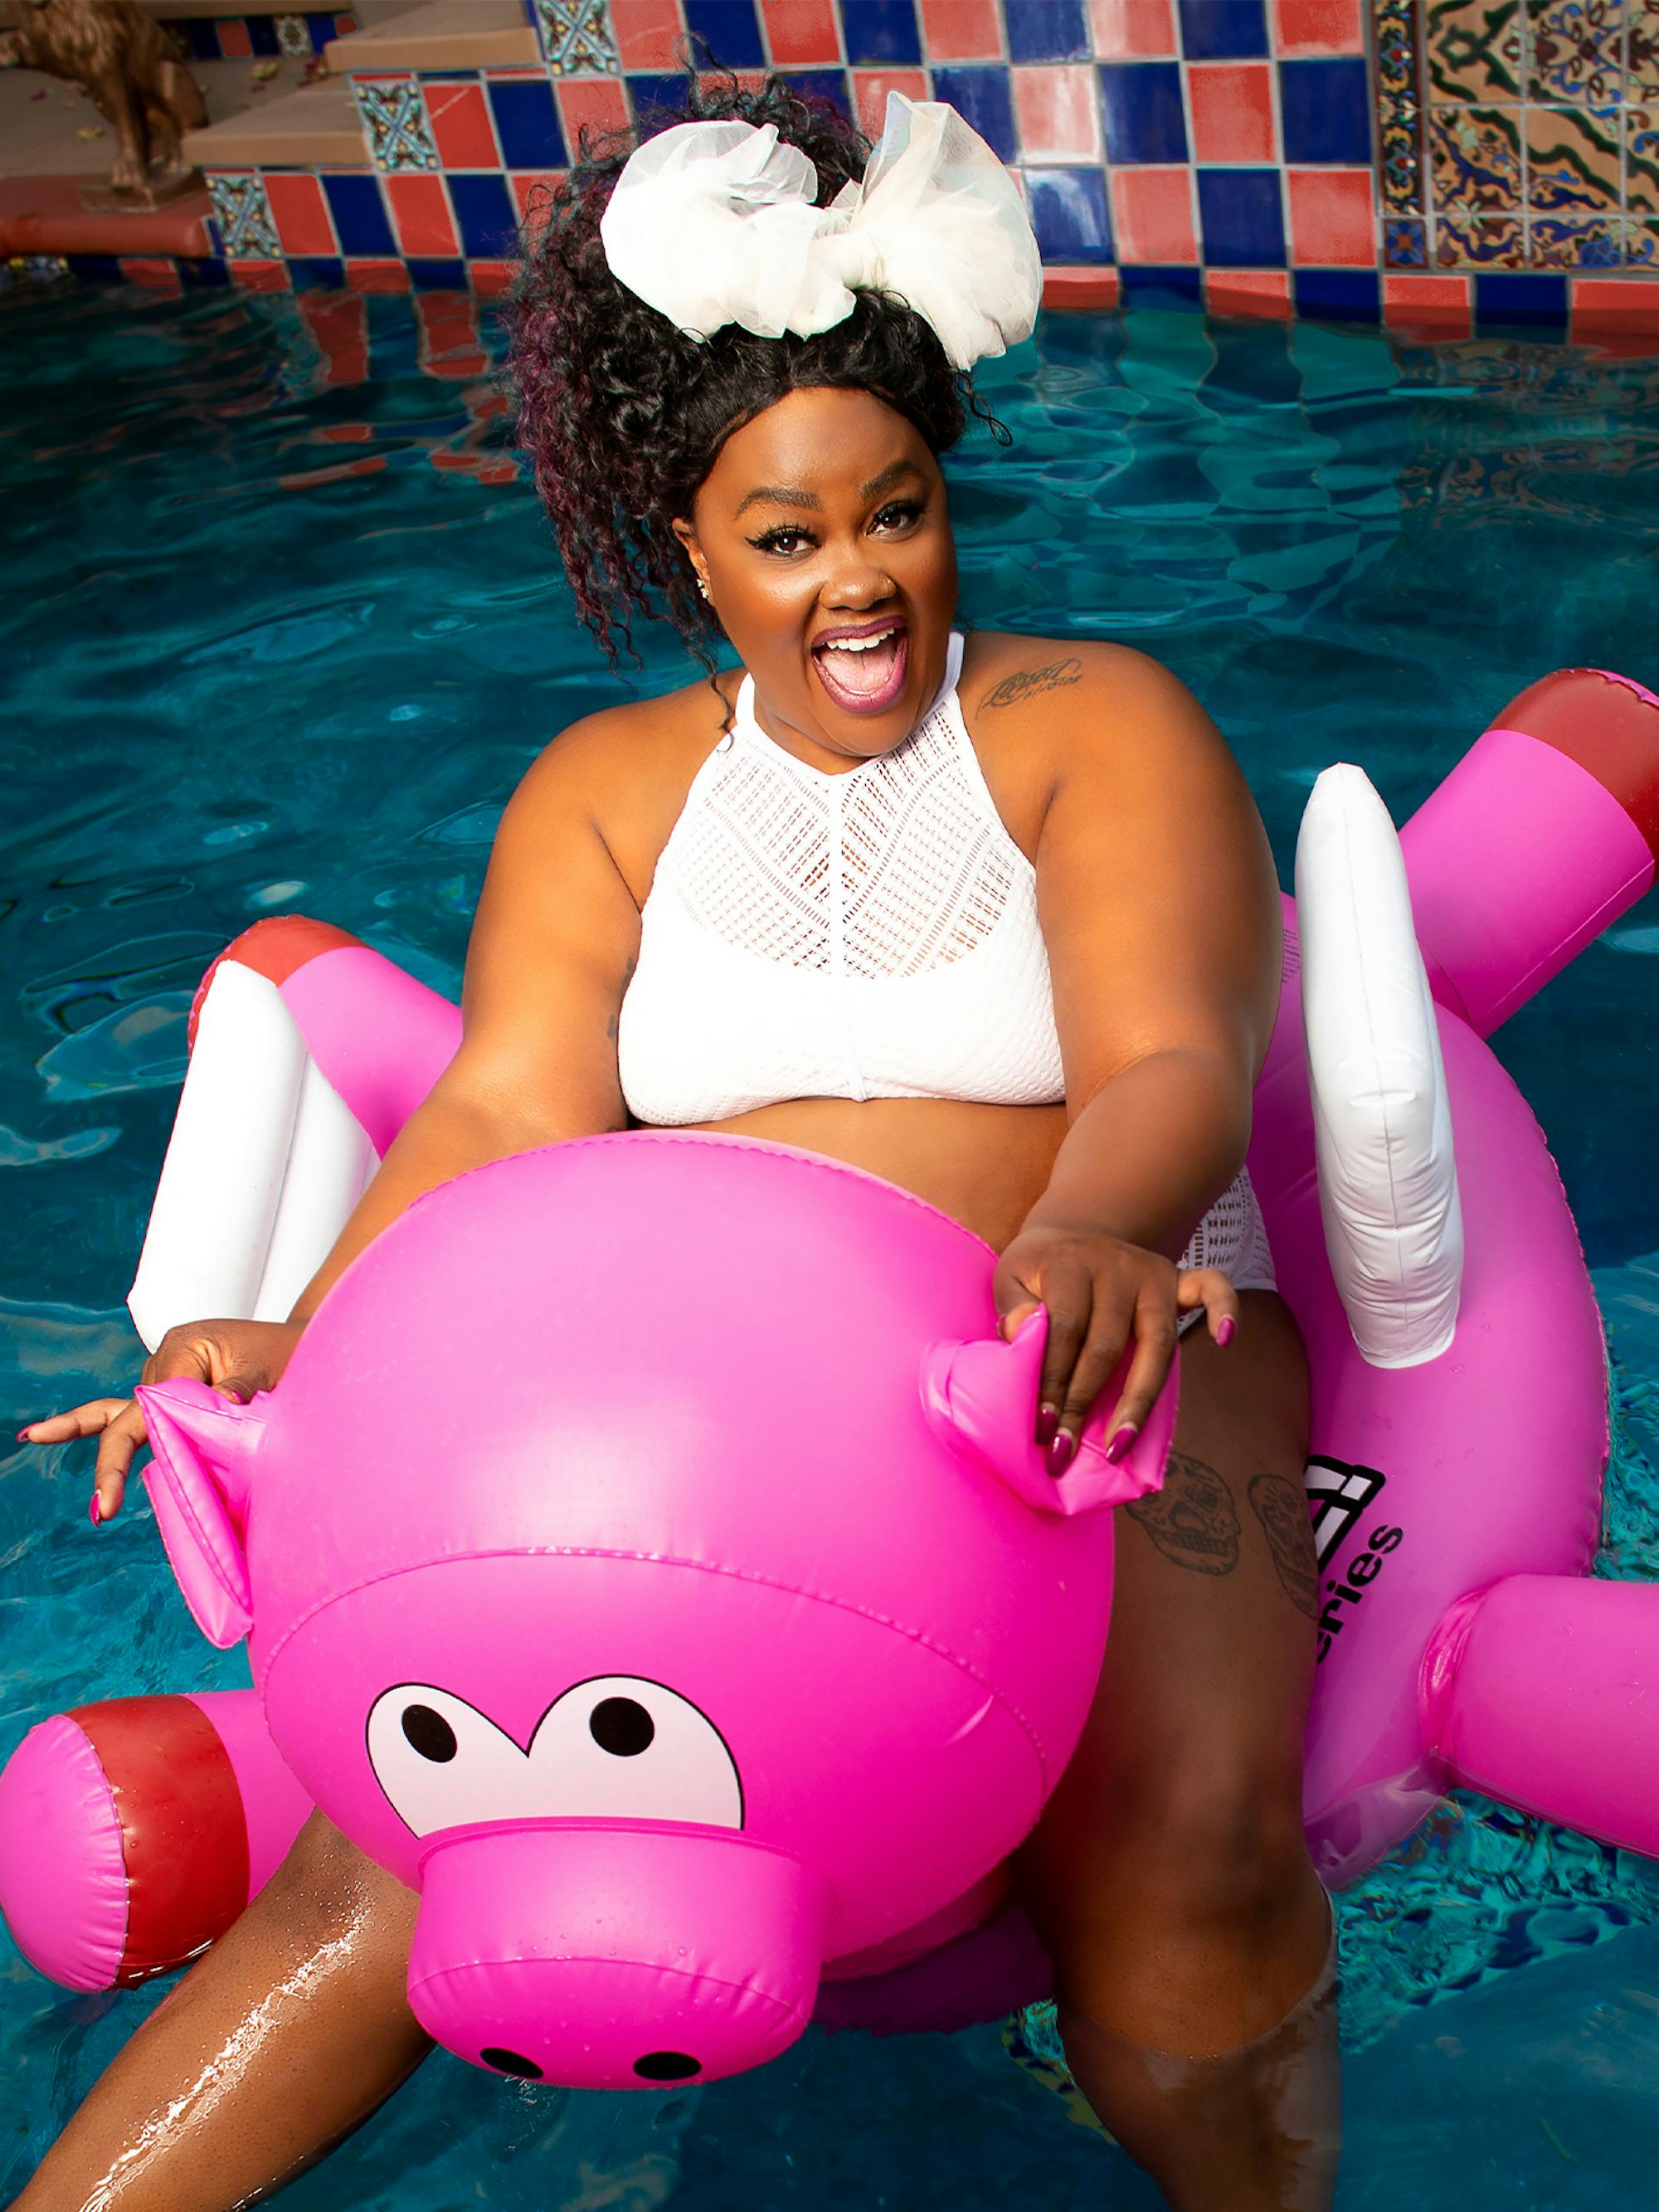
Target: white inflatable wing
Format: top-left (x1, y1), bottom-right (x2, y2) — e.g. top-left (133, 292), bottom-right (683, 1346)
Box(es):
top-left (127, 962), bottom-right (376, 1354)
top-left (1296, 765), bottom-right (1463, 1368)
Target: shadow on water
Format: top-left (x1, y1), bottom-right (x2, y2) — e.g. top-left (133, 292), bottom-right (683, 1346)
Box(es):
top-left (3, 280), bottom-right (1659, 2205)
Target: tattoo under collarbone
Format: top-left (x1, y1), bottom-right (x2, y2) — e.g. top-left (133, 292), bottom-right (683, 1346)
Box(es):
top-left (1248, 1472), bottom-right (1320, 1620)
top-left (979, 657), bottom-right (1083, 712)
top-left (1125, 1449), bottom-right (1241, 1575)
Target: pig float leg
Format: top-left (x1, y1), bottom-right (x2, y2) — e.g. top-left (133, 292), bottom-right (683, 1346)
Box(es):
top-left (1422, 1576), bottom-right (1659, 1854)
top-left (11, 1815), bottom-right (430, 2212)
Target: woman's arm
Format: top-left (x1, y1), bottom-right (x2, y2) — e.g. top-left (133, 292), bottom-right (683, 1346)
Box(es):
top-left (25, 711), bottom-right (647, 1511)
top-left (989, 646), bottom-right (1282, 1454)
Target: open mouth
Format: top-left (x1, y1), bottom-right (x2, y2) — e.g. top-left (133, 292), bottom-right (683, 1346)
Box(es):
top-left (810, 622), bottom-right (908, 716)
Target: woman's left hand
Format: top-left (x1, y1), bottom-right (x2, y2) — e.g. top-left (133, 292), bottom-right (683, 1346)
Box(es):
top-left (994, 1221), bottom-right (1237, 1471)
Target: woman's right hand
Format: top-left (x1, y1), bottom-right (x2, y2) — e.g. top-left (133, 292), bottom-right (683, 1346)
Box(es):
top-left (17, 1318), bottom-right (304, 1525)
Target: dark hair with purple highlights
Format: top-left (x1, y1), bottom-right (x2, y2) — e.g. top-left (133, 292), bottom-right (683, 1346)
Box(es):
top-left (502, 71), bottom-right (1006, 670)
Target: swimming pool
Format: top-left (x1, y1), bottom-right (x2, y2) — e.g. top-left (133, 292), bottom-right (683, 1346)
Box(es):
top-left (2, 276), bottom-right (1658, 2206)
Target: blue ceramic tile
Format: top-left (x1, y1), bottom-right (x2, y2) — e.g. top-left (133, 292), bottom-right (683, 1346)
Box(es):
top-left (840, 0), bottom-right (922, 66)
top-left (685, 0), bottom-right (766, 67)
top-left (306, 13), bottom-right (343, 53)
top-left (1179, 0), bottom-right (1267, 58)
top-left (1007, 0), bottom-right (1089, 63)
top-left (489, 77), bottom-right (567, 168)
top-left (781, 69), bottom-right (853, 117)
top-left (1098, 62), bottom-right (1187, 163)
top-left (1278, 58), bottom-right (1370, 163)
top-left (1197, 168), bottom-right (1284, 266)
top-left (1119, 265), bottom-right (1205, 308)
top-left (67, 255), bottom-right (123, 283)
top-left (1472, 271), bottom-right (1569, 328)
top-left (1026, 168), bottom-right (1112, 261)
top-left (930, 67), bottom-right (1016, 160)
top-left (249, 16), bottom-right (282, 56)
top-left (289, 256), bottom-right (346, 290)
top-left (180, 256), bottom-right (231, 289)
top-left (323, 172), bottom-right (398, 256)
top-left (449, 171), bottom-right (521, 258)
top-left (181, 20), bottom-right (219, 61)
top-left (1293, 269), bottom-right (1382, 319)
top-left (628, 73), bottom-right (689, 125)
top-left (406, 257), bottom-right (470, 290)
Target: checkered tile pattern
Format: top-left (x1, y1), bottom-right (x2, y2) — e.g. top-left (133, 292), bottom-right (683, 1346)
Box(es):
top-left (170, 0), bottom-right (1659, 324)
top-left (166, 11), bottom-right (358, 62)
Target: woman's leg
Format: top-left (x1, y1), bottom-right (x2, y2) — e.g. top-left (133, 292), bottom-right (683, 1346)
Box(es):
top-left (15, 1814), bottom-right (431, 2212)
top-left (1016, 1291), bottom-right (1336, 2212)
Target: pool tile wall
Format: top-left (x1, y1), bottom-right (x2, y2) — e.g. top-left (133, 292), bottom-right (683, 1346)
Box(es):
top-left (161, 11), bottom-right (361, 61)
top-left (113, 0), bottom-right (1659, 324)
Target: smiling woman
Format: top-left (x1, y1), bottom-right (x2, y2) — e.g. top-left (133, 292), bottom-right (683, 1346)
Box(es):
top-left (16, 71), bottom-right (1334, 2212)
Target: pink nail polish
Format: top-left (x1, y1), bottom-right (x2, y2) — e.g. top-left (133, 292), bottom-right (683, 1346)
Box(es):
top-left (89, 1495), bottom-right (101, 1526)
top-left (17, 1428), bottom-right (34, 1443)
top-left (1216, 1315), bottom-right (1237, 1348)
top-left (1048, 1431), bottom-right (1076, 1476)
top-left (1106, 1425), bottom-right (1139, 1464)
top-left (1034, 1403), bottom-right (1059, 1448)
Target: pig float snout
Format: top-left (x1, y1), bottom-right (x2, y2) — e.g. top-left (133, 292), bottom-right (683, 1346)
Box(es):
top-left (408, 1823), bottom-right (831, 2087)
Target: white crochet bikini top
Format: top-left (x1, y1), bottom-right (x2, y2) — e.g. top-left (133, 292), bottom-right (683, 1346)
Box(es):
top-left (616, 633), bottom-right (1067, 1123)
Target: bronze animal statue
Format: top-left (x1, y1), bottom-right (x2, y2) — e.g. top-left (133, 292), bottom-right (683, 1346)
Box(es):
top-left (0, 0), bottom-right (207, 194)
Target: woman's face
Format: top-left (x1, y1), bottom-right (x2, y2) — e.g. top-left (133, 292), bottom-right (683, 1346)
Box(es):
top-left (674, 386), bottom-right (958, 768)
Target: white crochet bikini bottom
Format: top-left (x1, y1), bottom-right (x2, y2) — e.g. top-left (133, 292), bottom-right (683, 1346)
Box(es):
top-left (1177, 1169), bottom-right (1277, 1334)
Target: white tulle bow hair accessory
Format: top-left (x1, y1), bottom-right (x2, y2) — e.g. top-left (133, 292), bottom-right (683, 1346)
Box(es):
top-left (598, 93), bottom-right (1041, 372)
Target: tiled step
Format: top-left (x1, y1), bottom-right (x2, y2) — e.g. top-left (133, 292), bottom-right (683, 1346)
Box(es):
top-left (3, 53), bottom-right (321, 177)
top-left (181, 75), bottom-right (367, 168)
top-left (323, 0), bottom-right (539, 71)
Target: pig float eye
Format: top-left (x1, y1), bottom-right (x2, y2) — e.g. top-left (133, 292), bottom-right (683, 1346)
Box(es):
top-left (367, 1676), bottom-right (743, 1837)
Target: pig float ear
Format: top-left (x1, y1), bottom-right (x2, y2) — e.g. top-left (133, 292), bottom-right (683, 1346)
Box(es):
top-left (919, 1307), bottom-right (1177, 1518)
top-left (134, 1379), bottom-right (266, 1648)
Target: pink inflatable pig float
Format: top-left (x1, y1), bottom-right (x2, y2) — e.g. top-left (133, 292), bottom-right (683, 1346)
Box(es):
top-left (130, 1134), bottom-right (1174, 2087)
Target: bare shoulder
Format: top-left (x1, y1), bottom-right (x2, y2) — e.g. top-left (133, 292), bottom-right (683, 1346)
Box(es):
top-left (965, 632), bottom-right (1215, 745)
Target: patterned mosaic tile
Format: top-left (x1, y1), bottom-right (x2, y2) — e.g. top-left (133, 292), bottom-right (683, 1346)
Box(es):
top-left (1424, 0), bottom-right (1525, 102)
top-left (205, 172), bottom-right (280, 258)
top-left (357, 80), bottom-right (440, 173)
top-left (1375, 0), bottom-right (1426, 211)
top-left (1629, 1), bottom-right (1659, 97)
top-left (1429, 103), bottom-right (1524, 207)
top-left (1626, 104), bottom-right (1659, 207)
top-left (1530, 211), bottom-right (1624, 261)
top-left (1384, 214), bottom-right (1430, 263)
top-left (1433, 209), bottom-right (1529, 261)
top-left (1625, 215), bottom-right (1659, 261)
top-left (275, 13), bottom-right (311, 56)
top-left (1526, 101), bottom-right (1622, 206)
top-left (1526, 0), bottom-right (1624, 109)
top-left (533, 0), bottom-right (620, 73)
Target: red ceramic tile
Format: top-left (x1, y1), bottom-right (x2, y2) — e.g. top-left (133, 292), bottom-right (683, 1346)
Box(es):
top-left (919, 0), bottom-right (1000, 59)
top-left (1090, 0), bottom-right (1176, 58)
top-left (698, 68), bottom-right (767, 98)
top-left (510, 169), bottom-right (566, 241)
top-left (1108, 165), bottom-right (1197, 261)
top-left (1572, 277), bottom-right (1659, 329)
top-left (762, 0), bottom-right (842, 65)
top-left (425, 80), bottom-right (500, 169)
top-left (1013, 66), bottom-right (1102, 161)
top-left (853, 68), bottom-right (928, 137)
top-left (555, 76), bottom-right (630, 153)
top-left (1187, 63), bottom-right (1276, 163)
top-left (216, 20), bottom-right (253, 59)
top-left (319, 422), bottom-right (375, 441)
top-left (1287, 167), bottom-right (1374, 264)
top-left (1382, 272), bottom-right (1471, 337)
top-left (1206, 269), bottom-right (1293, 315)
top-left (1042, 266), bottom-right (1121, 307)
top-left (280, 454), bottom-right (387, 490)
top-left (610, 0), bottom-right (685, 69)
top-left (227, 258), bottom-right (290, 290)
top-left (1271, 0), bottom-right (1365, 56)
top-left (386, 173), bottom-right (460, 258)
top-left (469, 260), bottom-right (518, 297)
top-left (345, 258), bottom-right (412, 291)
top-left (299, 290), bottom-right (368, 384)
top-left (265, 172), bottom-right (337, 256)
top-left (119, 257), bottom-right (182, 292)
top-left (416, 291), bottom-right (488, 377)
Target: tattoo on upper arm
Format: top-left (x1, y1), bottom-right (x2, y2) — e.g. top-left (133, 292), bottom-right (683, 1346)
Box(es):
top-left (980, 657), bottom-right (1082, 711)
top-left (1248, 1474), bottom-right (1319, 1620)
top-left (1125, 1450), bottom-right (1240, 1575)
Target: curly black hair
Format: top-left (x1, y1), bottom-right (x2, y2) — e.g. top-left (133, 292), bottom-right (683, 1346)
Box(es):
top-left (502, 71), bottom-right (1006, 670)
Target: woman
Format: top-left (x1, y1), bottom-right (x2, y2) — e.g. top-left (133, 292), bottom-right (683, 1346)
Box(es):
top-left (17, 79), bottom-right (1335, 2212)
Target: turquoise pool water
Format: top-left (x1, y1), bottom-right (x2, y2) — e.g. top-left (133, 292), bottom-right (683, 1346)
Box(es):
top-left (2, 279), bottom-right (1659, 2206)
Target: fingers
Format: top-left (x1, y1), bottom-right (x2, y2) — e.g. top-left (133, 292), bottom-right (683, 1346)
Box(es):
top-left (16, 1398), bottom-right (132, 1446)
top-left (91, 1400), bottom-right (151, 1521)
top-left (1100, 1286), bottom-right (1180, 1452)
top-left (1176, 1267), bottom-right (1239, 1347)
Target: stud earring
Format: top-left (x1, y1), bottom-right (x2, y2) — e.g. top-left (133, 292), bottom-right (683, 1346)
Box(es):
top-left (697, 577), bottom-right (711, 602)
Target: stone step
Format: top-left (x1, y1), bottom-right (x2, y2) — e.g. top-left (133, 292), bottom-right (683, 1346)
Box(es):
top-left (138, 1), bottom-right (410, 20)
top-left (2, 52), bottom-right (324, 176)
top-left (323, 0), bottom-right (538, 72)
top-left (181, 72), bottom-right (366, 168)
